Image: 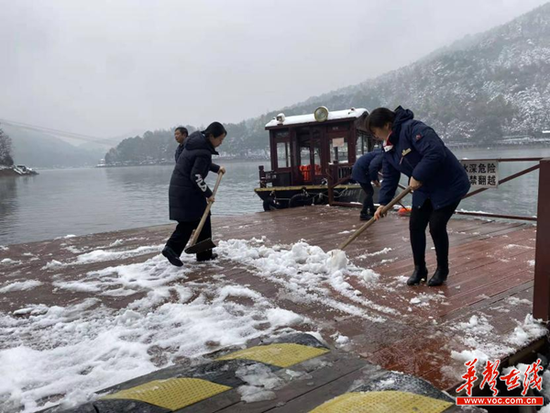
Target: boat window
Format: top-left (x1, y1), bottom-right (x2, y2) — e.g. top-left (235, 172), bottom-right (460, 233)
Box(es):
top-left (357, 133), bottom-right (367, 156)
top-left (313, 143), bottom-right (321, 177)
top-left (311, 129), bottom-right (321, 171)
top-left (330, 136), bottom-right (348, 163)
top-left (356, 133), bottom-right (376, 155)
top-left (300, 146), bottom-right (310, 165)
top-left (277, 141), bottom-right (290, 168)
top-left (314, 145), bottom-right (321, 168)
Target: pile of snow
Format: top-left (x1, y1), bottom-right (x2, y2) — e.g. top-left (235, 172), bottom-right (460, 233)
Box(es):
top-left (507, 314), bottom-right (547, 346)
top-left (331, 332), bottom-right (350, 348)
top-left (501, 363), bottom-right (531, 384)
top-left (216, 238), bottom-right (387, 322)
top-left (450, 349), bottom-right (495, 365)
top-left (327, 250), bottom-right (348, 272)
top-left (236, 363), bottom-right (282, 402)
top-left (450, 314), bottom-right (547, 369)
top-left (450, 315), bottom-right (514, 364)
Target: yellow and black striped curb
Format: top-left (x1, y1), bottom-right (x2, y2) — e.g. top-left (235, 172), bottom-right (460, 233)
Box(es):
top-left (307, 370), bottom-right (456, 413)
top-left (101, 378), bottom-right (231, 411)
top-left (215, 342), bottom-right (329, 367)
top-left (309, 391), bottom-right (453, 413)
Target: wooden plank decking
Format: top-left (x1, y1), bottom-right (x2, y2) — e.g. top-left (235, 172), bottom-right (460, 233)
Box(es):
top-left (0, 205), bottom-right (544, 401)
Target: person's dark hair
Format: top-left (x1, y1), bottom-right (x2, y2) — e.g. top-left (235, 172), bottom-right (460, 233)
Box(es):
top-left (363, 108), bottom-right (396, 133)
top-left (202, 122), bottom-right (227, 139)
top-left (175, 126), bottom-right (188, 136)
top-left (355, 112), bottom-right (370, 133)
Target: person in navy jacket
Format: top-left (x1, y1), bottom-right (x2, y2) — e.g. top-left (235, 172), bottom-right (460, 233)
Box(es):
top-left (162, 122), bottom-right (226, 267)
top-left (357, 107), bottom-right (470, 287)
top-left (351, 148), bottom-right (383, 220)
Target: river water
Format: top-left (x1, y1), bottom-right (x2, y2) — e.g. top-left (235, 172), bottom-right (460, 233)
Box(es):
top-left (0, 147), bottom-right (546, 245)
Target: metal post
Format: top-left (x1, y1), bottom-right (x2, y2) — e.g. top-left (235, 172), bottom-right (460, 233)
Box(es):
top-left (533, 159), bottom-right (550, 320)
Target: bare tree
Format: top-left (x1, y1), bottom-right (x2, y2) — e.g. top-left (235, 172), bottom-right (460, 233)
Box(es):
top-left (0, 126), bottom-right (14, 166)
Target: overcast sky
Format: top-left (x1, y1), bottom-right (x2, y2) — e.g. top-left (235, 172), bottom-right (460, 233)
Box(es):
top-left (0, 0), bottom-right (547, 140)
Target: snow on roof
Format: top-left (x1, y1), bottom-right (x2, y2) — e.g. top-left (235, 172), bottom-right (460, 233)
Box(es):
top-left (265, 108), bottom-right (368, 128)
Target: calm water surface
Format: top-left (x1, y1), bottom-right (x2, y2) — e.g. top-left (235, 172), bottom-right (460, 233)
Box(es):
top-left (0, 147), bottom-right (546, 245)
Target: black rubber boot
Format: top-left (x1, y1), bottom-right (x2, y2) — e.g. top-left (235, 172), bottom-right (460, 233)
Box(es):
top-left (428, 267), bottom-right (449, 287)
top-left (407, 265), bottom-right (428, 285)
top-left (162, 246), bottom-right (183, 267)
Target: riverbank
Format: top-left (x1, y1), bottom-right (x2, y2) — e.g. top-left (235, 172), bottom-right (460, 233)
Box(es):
top-left (99, 156), bottom-right (269, 168)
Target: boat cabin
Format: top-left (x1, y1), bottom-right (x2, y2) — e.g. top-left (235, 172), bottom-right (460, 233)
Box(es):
top-left (255, 107), bottom-right (376, 210)
top-left (258, 107), bottom-right (374, 188)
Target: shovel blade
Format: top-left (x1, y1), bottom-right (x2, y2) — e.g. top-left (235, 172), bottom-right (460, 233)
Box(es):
top-left (185, 238), bottom-right (216, 254)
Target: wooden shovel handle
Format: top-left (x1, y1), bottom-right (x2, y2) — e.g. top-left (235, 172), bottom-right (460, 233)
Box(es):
top-left (338, 186), bottom-right (414, 251)
top-left (188, 172), bottom-right (224, 247)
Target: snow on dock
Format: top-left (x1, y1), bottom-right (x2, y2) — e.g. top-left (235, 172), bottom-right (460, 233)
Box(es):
top-left (0, 206), bottom-right (545, 412)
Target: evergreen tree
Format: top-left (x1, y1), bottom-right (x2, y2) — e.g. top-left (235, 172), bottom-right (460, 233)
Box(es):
top-left (0, 126), bottom-right (14, 166)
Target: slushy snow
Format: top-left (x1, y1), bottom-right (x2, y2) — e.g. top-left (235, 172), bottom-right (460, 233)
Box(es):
top-left (0, 280), bottom-right (43, 293)
top-left (0, 250), bottom-right (306, 412)
top-left (1, 258), bottom-right (21, 265)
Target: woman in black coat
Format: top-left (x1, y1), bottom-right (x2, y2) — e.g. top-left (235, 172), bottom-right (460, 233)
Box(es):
top-left (162, 122), bottom-right (226, 266)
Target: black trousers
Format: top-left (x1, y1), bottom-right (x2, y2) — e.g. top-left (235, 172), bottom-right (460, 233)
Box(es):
top-left (360, 183), bottom-right (375, 217)
top-left (166, 215), bottom-right (213, 260)
top-left (409, 199), bottom-right (460, 269)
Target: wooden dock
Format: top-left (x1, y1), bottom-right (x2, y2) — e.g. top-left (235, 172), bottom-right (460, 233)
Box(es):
top-left (0, 205), bottom-right (546, 411)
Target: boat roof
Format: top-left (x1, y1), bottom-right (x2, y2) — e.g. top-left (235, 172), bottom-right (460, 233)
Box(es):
top-left (265, 108), bottom-right (368, 129)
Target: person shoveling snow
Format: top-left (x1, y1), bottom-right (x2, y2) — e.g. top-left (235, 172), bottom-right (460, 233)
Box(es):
top-left (354, 107), bottom-right (470, 287)
top-left (162, 122), bottom-right (228, 267)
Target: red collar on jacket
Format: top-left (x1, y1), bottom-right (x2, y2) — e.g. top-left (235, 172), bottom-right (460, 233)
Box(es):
top-left (383, 131), bottom-right (394, 152)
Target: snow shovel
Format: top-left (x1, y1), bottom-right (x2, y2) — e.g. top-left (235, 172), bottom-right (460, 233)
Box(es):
top-left (185, 172), bottom-right (223, 254)
top-left (338, 186), bottom-right (414, 251)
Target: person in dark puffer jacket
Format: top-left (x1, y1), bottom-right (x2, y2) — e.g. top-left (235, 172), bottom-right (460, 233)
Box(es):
top-left (356, 107), bottom-right (470, 287)
top-left (351, 148), bottom-right (383, 220)
top-left (162, 122), bottom-right (227, 266)
top-left (174, 126), bottom-right (188, 162)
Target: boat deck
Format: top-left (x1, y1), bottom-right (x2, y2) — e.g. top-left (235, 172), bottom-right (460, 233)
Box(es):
top-left (0, 205), bottom-right (546, 410)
